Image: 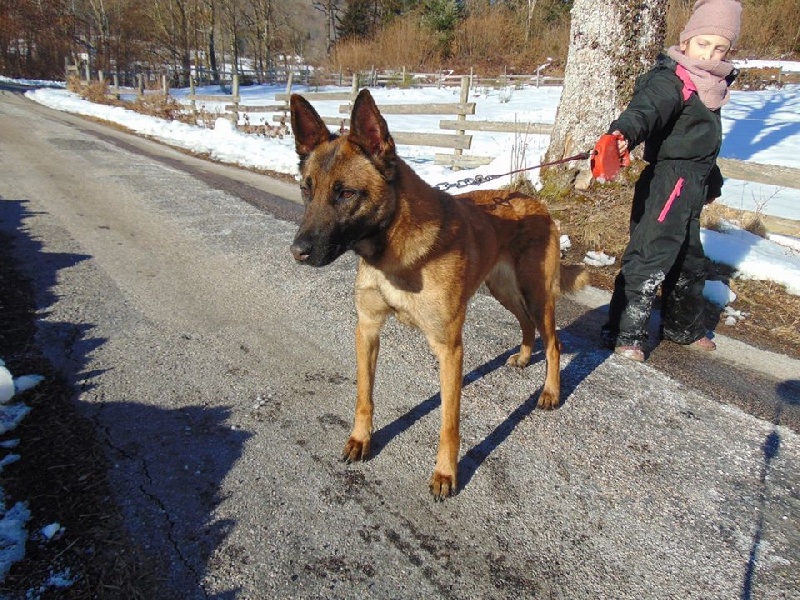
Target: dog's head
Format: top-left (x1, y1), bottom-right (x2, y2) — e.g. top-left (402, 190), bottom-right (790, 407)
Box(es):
top-left (289, 89), bottom-right (398, 267)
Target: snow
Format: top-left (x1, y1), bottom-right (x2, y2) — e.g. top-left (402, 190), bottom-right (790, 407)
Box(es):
top-left (20, 63), bottom-right (800, 300)
top-left (1, 62), bottom-right (800, 586)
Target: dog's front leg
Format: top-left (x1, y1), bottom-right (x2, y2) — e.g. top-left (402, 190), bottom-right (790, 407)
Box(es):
top-left (429, 333), bottom-right (464, 500)
top-left (342, 310), bottom-right (383, 462)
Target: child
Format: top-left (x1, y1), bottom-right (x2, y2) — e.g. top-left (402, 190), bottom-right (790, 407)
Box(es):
top-left (596, 0), bottom-right (742, 362)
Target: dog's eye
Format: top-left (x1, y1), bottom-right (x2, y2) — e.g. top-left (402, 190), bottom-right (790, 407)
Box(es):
top-left (300, 182), bottom-right (312, 203)
top-left (339, 189), bottom-right (358, 202)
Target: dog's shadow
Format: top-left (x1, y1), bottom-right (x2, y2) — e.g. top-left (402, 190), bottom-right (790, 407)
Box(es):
top-left (369, 316), bottom-right (610, 492)
top-left (369, 347), bottom-right (522, 461)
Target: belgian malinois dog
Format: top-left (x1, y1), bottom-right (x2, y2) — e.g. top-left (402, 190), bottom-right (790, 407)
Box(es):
top-left (290, 89), bottom-right (588, 499)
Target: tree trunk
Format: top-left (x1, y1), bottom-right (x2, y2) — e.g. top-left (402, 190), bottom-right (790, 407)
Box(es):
top-left (544, 0), bottom-right (669, 189)
top-left (525, 0), bottom-right (537, 44)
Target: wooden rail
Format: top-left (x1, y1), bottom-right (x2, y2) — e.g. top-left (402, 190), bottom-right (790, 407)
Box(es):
top-left (72, 61), bottom-right (799, 182)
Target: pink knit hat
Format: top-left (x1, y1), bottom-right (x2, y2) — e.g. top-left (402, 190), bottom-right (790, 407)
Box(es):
top-left (680, 0), bottom-right (742, 46)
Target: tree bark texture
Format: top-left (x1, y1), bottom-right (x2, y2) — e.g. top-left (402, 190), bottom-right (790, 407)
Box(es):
top-left (545, 0), bottom-right (669, 187)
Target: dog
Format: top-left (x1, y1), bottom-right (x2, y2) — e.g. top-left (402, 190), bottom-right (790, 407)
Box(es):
top-left (289, 89), bottom-right (588, 499)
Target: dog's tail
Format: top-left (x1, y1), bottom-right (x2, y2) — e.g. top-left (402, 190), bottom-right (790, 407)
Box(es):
top-left (558, 264), bottom-right (590, 296)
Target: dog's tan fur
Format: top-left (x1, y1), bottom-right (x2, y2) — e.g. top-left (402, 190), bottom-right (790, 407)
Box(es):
top-left (290, 89), bottom-right (588, 499)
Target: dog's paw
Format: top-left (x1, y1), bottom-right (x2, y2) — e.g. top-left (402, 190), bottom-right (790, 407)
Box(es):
top-left (505, 352), bottom-right (531, 368)
top-left (342, 437), bottom-right (370, 463)
top-left (429, 472), bottom-right (457, 501)
top-left (536, 389), bottom-right (560, 410)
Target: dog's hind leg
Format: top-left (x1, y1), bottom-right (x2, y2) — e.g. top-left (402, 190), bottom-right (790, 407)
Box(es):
top-left (486, 262), bottom-right (537, 368)
top-left (519, 267), bottom-right (562, 410)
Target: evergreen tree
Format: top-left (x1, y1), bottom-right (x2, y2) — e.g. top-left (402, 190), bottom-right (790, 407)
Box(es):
top-left (338, 0), bottom-right (373, 40)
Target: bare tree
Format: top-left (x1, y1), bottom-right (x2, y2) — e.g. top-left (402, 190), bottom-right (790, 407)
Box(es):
top-left (150, 0), bottom-right (196, 85)
top-left (313, 0), bottom-right (342, 54)
top-left (525, 0), bottom-right (537, 43)
top-left (544, 0), bottom-right (669, 189)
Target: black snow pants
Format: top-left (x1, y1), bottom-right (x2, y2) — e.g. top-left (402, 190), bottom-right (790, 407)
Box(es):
top-left (603, 161), bottom-right (710, 347)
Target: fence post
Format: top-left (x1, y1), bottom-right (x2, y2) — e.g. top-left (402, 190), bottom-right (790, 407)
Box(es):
top-left (452, 75), bottom-right (471, 171)
top-left (136, 74), bottom-right (144, 98)
top-left (162, 73), bottom-right (168, 98)
top-left (83, 62), bottom-right (90, 83)
top-left (230, 73), bottom-right (240, 127)
top-left (112, 72), bottom-right (120, 99)
top-left (190, 77), bottom-right (196, 114)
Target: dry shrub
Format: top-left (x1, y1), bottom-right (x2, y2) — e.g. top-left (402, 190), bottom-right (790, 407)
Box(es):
top-left (738, 0), bottom-right (800, 57)
top-left (700, 201), bottom-right (727, 231)
top-left (328, 3), bottom-right (571, 74)
top-left (526, 21), bottom-right (572, 72)
top-left (452, 8), bottom-right (527, 69)
top-left (701, 202), bottom-right (768, 239)
top-left (741, 213), bottom-right (767, 238)
top-left (731, 67), bottom-right (784, 90)
top-left (240, 114), bottom-right (289, 138)
top-left (81, 80), bottom-right (117, 104)
top-left (131, 93), bottom-right (194, 124)
top-left (666, 0), bottom-right (693, 47)
top-left (66, 74), bottom-right (84, 93)
top-left (452, 7), bottom-right (570, 73)
top-left (330, 18), bottom-right (441, 71)
top-left (542, 178), bottom-right (633, 257)
top-left (192, 106), bottom-right (222, 129)
top-left (727, 277), bottom-right (800, 351)
top-left (71, 77), bottom-right (128, 109)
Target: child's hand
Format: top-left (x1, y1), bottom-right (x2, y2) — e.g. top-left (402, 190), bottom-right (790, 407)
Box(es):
top-left (610, 130), bottom-right (629, 154)
top-left (591, 132), bottom-right (630, 182)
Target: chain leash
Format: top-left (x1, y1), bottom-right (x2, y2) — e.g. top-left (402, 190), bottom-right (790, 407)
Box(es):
top-left (433, 151), bottom-right (592, 191)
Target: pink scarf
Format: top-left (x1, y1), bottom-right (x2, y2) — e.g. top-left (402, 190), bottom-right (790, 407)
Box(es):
top-left (666, 45), bottom-right (734, 110)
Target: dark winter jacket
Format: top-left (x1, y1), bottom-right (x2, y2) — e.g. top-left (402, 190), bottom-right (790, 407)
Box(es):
top-left (609, 53), bottom-right (736, 201)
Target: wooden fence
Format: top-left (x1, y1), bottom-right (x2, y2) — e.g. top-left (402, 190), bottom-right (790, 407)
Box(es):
top-left (266, 73), bottom-right (566, 169)
top-left (67, 60), bottom-right (800, 180)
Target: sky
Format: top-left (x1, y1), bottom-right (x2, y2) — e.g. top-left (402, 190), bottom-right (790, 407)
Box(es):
top-left (1, 63), bottom-right (799, 592)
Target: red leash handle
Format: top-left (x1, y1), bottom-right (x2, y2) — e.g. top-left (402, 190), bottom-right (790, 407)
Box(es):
top-left (591, 133), bottom-right (630, 182)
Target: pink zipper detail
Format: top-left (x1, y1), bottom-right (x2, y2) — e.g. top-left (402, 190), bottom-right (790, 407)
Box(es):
top-left (658, 177), bottom-right (685, 223)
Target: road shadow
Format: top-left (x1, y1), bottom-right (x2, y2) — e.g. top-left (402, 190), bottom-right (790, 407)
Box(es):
top-left (0, 198), bottom-right (107, 389)
top-left (458, 305), bottom-right (612, 490)
top-left (0, 197), bottom-right (250, 598)
top-left (741, 378), bottom-right (799, 600)
top-left (369, 346), bottom-right (522, 458)
top-left (93, 401), bottom-right (251, 600)
top-left (367, 304), bottom-right (612, 492)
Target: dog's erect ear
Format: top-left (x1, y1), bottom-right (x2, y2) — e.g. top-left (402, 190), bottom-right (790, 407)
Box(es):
top-left (349, 89), bottom-right (395, 163)
top-left (290, 94), bottom-right (333, 159)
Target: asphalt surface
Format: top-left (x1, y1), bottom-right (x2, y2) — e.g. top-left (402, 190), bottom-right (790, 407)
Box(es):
top-left (1, 89), bottom-right (798, 599)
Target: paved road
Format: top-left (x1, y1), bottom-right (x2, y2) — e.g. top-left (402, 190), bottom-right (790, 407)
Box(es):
top-left (1, 90), bottom-right (798, 599)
